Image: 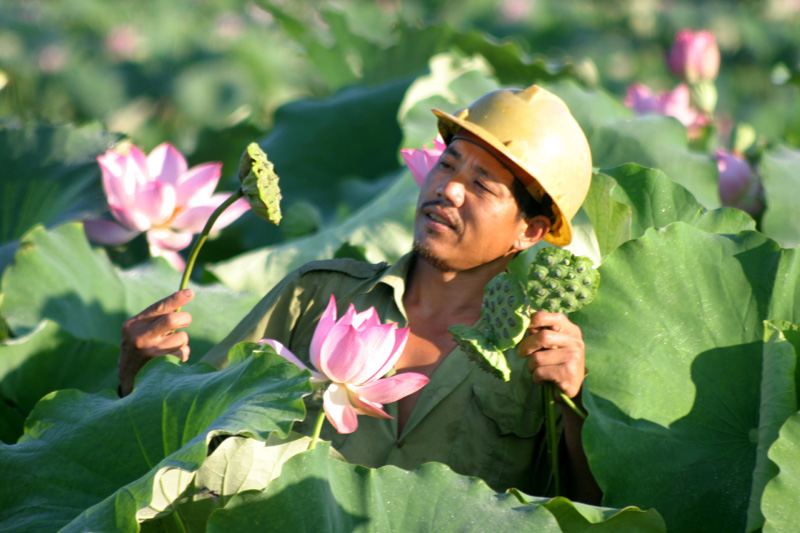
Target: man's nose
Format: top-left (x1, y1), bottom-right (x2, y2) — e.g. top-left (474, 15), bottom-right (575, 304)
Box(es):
top-left (436, 176), bottom-right (465, 207)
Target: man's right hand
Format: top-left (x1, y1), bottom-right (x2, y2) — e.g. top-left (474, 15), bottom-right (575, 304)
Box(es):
top-left (118, 289), bottom-right (194, 396)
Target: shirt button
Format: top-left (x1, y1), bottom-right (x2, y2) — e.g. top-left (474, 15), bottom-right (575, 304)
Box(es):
top-left (396, 438), bottom-right (405, 448)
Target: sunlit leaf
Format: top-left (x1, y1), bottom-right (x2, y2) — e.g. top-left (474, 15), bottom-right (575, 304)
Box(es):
top-left (205, 443), bottom-right (663, 532)
top-left (759, 144), bottom-right (800, 248)
top-left (575, 224), bottom-right (800, 532)
top-left (0, 122), bottom-right (119, 272)
top-left (0, 345), bottom-right (310, 533)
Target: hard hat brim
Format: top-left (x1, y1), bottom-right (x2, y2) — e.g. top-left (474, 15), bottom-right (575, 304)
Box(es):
top-left (432, 107), bottom-right (573, 247)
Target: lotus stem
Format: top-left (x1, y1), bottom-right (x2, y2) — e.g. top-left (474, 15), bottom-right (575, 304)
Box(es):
top-left (545, 382), bottom-right (560, 497)
top-left (557, 389), bottom-right (587, 420)
top-left (308, 409), bottom-right (326, 451)
top-left (176, 188), bottom-right (244, 311)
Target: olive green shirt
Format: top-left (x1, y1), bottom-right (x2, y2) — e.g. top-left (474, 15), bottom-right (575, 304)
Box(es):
top-left (201, 253), bottom-right (554, 494)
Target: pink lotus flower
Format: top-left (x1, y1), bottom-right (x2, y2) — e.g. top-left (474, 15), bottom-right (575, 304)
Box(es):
top-left (84, 142), bottom-right (249, 270)
top-left (261, 295), bottom-right (429, 434)
top-left (400, 134), bottom-right (446, 186)
top-left (624, 82), bottom-right (708, 137)
top-left (715, 150), bottom-right (763, 216)
top-left (668, 29), bottom-right (720, 84)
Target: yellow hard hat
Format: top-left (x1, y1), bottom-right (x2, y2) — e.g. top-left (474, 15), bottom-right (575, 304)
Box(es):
top-left (433, 85), bottom-right (592, 246)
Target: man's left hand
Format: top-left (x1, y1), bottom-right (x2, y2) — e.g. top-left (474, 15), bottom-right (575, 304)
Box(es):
top-left (517, 310), bottom-right (585, 399)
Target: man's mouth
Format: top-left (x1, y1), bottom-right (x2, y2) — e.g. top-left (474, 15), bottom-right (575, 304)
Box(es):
top-left (427, 211), bottom-right (451, 227)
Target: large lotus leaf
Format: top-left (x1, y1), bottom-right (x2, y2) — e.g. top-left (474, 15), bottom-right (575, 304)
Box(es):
top-left (249, 79), bottom-right (410, 220)
top-left (0, 122), bottom-right (119, 273)
top-left (574, 223), bottom-right (799, 532)
top-left (583, 164), bottom-right (755, 259)
top-left (762, 411), bottom-right (800, 531)
top-left (759, 144), bottom-right (800, 248)
top-left (0, 320), bottom-right (118, 436)
top-left (205, 443), bottom-right (663, 532)
top-left (0, 223), bottom-right (261, 439)
top-left (546, 81), bottom-right (720, 209)
top-left (747, 322), bottom-right (800, 531)
top-left (207, 172), bottom-right (417, 294)
top-left (1, 222), bottom-right (260, 347)
top-left (140, 434), bottom-right (345, 531)
top-left (0, 344), bottom-right (310, 533)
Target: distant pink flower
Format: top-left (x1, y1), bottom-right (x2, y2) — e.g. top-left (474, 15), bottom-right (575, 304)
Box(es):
top-left (262, 295), bottom-right (429, 434)
top-left (624, 82), bottom-right (707, 137)
top-left (84, 142), bottom-right (249, 270)
top-left (715, 150), bottom-right (763, 216)
top-left (623, 83), bottom-right (663, 114)
top-left (668, 30), bottom-right (720, 83)
top-left (400, 135), bottom-right (446, 186)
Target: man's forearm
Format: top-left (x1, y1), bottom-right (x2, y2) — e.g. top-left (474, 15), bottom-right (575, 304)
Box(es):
top-left (561, 399), bottom-right (602, 504)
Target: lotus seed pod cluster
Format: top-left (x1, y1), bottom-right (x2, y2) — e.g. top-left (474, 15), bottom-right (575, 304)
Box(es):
top-left (449, 247), bottom-right (600, 382)
top-left (526, 247), bottom-right (600, 313)
top-left (238, 142), bottom-right (283, 225)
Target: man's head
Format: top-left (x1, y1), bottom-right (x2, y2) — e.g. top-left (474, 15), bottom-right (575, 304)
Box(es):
top-left (412, 85), bottom-right (591, 273)
top-left (432, 85), bottom-right (592, 247)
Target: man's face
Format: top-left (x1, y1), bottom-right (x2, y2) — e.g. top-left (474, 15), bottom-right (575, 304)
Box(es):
top-left (413, 133), bottom-right (531, 272)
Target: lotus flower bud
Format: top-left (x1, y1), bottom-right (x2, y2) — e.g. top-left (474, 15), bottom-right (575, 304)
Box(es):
top-left (668, 30), bottom-right (720, 83)
top-left (715, 150), bottom-right (763, 216)
top-left (238, 142), bottom-right (282, 225)
top-left (689, 81), bottom-right (718, 114)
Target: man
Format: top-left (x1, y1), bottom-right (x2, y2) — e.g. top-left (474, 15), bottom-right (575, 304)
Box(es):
top-left (118, 85), bottom-right (601, 503)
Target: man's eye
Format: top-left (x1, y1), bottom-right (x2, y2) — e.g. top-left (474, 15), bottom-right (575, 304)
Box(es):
top-left (437, 160), bottom-right (454, 170)
top-left (475, 180), bottom-right (491, 192)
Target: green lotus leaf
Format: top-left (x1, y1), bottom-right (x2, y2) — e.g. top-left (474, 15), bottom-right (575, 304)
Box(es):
top-left (747, 321), bottom-right (800, 530)
top-left (762, 411), bottom-right (800, 532)
top-left (205, 443), bottom-right (664, 532)
top-left (141, 433), bottom-right (346, 530)
top-left (0, 344), bottom-right (310, 533)
top-left (0, 223), bottom-right (261, 442)
top-left (583, 164), bottom-right (755, 259)
top-left (759, 144), bottom-right (800, 248)
top-left (0, 122), bottom-right (119, 273)
top-left (0, 320), bottom-right (118, 436)
top-left (574, 223), bottom-right (800, 532)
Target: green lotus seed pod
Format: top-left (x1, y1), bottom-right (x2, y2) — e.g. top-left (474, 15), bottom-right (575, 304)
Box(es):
top-left (481, 272), bottom-right (529, 350)
top-left (533, 267), bottom-right (548, 280)
top-left (526, 247), bottom-right (600, 314)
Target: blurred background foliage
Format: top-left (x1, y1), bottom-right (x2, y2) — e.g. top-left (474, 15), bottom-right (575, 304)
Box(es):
top-left (0, 0), bottom-right (798, 267)
top-left (3, 0), bottom-right (798, 154)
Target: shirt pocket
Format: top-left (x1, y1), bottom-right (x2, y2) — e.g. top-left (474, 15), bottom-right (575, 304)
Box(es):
top-left (472, 381), bottom-right (545, 438)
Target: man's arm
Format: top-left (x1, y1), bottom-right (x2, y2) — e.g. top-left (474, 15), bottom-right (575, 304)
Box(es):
top-left (118, 289), bottom-right (194, 396)
top-left (517, 310), bottom-right (602, 504)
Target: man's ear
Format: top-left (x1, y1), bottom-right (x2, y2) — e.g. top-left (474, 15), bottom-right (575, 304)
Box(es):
top-left (513, 215), bottom-right (550, 252)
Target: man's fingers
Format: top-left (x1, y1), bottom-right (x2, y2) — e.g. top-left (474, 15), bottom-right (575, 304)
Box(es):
top-left (517, 328), bottom-right (580, 358)
top-left (137, 289), bottom-right (195, 319)
top-left (144, 331), bottom-right (190, 359)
